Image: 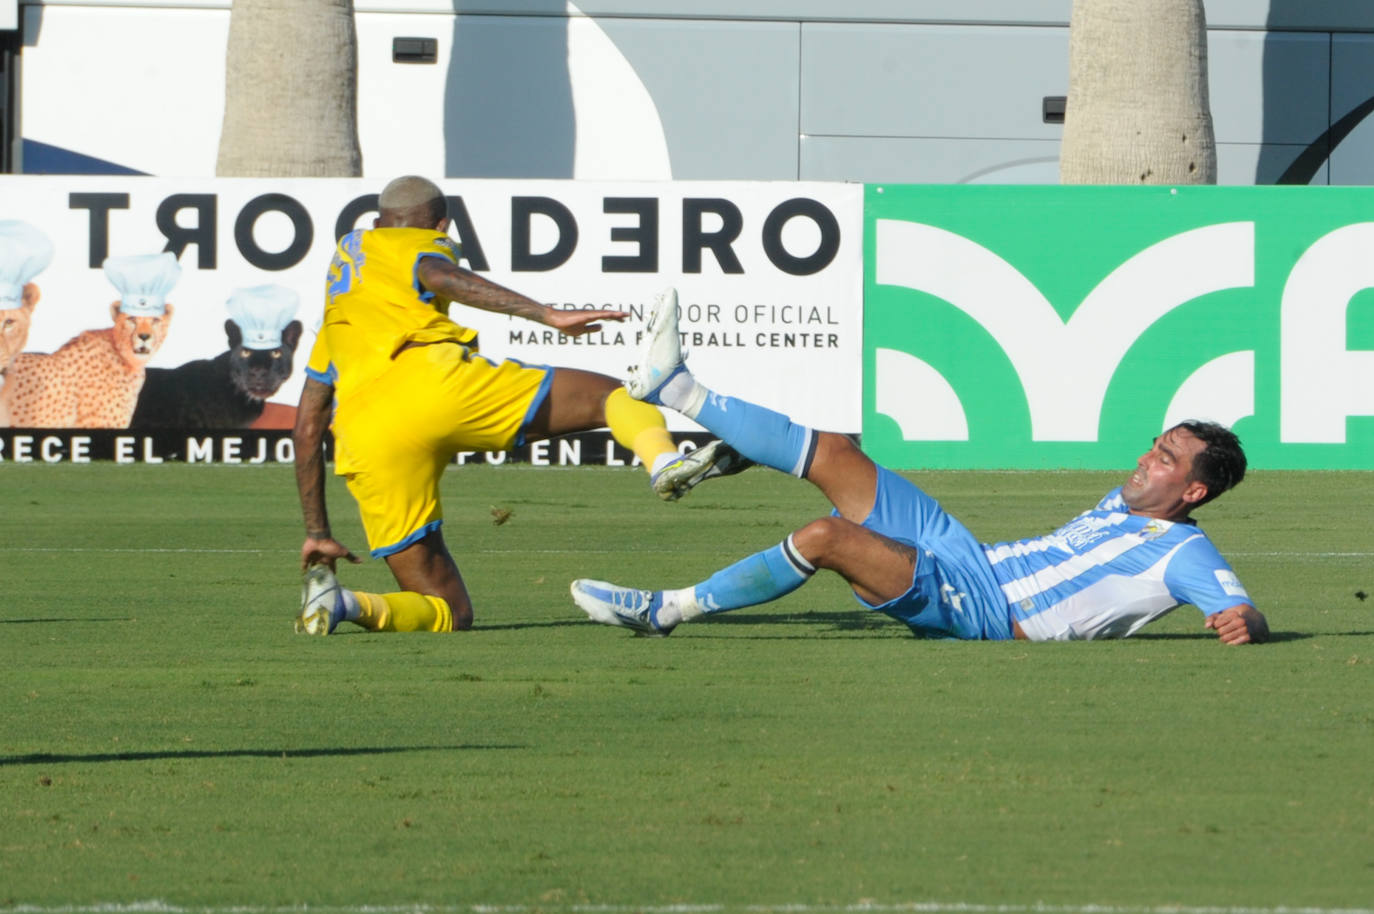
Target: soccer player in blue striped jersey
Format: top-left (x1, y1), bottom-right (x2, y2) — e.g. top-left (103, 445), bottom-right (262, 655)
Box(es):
top-left (571, 289), bottom-right (1268, 645)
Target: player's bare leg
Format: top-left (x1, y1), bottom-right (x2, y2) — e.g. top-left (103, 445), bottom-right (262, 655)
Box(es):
top-left (787, 514), bottom-right (916, 605)
top-left (381, 530), bottom-right (472, 631)
top-left (801, 432), bottom-right (880, 524)
top-left (525, 367), bottom-right (621, 437)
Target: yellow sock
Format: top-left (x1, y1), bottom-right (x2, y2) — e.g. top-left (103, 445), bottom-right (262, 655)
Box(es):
top-left (605, 387), bottom-right (676, 469)
top-left (354, 591), bottom-right (453, 633)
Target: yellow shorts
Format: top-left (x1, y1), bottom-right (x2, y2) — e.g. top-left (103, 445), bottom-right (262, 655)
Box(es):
top-left (331, 343), bottom-right (552, 556)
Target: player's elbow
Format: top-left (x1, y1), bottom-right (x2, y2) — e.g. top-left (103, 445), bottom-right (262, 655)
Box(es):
top-left (291, 410), bottom-right (329, 459)
top-left (292, 381), bottom-right (334, 447)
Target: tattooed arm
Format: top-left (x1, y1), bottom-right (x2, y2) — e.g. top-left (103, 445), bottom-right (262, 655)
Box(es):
top-left (415, 257), bottom-right (626, 336)
top-left (293, 376), bottom-right (359, 571)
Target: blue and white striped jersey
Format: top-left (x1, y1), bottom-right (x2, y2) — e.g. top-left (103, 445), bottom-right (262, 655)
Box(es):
top-left (982, 488), bottom-right (1251, 641)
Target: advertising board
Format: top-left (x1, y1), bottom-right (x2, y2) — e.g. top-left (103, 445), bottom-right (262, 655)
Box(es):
top-left (864, 184), bottom-right (1374, 469)
top-left (0, 177), bottom-right (862, 462)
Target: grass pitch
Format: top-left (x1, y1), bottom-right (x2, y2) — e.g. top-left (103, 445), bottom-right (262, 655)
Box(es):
top-left (1, 462), bottom-right (1372, 912)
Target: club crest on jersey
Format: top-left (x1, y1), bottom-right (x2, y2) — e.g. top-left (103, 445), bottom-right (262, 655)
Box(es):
top-left (1053, 515), bottom-right (1114, 550)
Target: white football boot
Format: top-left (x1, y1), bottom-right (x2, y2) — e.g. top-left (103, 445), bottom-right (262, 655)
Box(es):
top-left (626, 287), bottom-right (688, 404)
top-left (650, 439), bottom-right (754, 501)
top-left (295, 564), bottom-right (346, 635)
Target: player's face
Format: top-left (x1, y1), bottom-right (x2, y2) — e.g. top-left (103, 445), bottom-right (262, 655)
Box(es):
top-left (1121, 426), bottom-right (1208, 519)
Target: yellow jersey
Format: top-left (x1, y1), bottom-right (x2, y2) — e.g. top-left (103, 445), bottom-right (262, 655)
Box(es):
top-left (306, 226), bottom-right (480, 401)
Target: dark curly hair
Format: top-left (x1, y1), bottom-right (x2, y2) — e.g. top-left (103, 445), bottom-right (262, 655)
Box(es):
top-left (1174, 420), bottom-right (1247, 508)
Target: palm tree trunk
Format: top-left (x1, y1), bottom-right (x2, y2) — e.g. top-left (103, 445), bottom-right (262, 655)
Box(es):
top-left (1060, 0), bottom-right (1216, 184)
top-left (217, 0), bottom-right (363, 177)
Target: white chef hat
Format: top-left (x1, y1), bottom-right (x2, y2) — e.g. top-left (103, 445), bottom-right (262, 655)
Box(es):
top-left (0, 220), bottom-right (55, 308)
top-left (102, 252), bottom-right (181, 315)
top-left (226, 284), bottom-right (300, 349)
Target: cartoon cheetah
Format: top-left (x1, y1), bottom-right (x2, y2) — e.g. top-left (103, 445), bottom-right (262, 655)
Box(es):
top-left (0, 283), bottom-right (39, 426)
top-left (0, 301), bottom-right (174, 428)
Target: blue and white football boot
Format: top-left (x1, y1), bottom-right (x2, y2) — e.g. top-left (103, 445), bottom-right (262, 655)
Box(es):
top-left (571, 579), bottom-right (676, 637)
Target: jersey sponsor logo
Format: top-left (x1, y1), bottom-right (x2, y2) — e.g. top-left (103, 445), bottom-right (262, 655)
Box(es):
top-left (1214, 569), bottom-right (1249, 598)
top-left (940, 584), bottom-right (967, 613)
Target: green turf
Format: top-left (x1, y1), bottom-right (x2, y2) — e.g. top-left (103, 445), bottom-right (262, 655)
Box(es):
top-left (1, 462), bottom-right (1371, 912)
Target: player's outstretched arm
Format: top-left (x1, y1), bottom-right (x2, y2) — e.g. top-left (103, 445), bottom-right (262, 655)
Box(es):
top-left (1205, 604), bottom-right (1269, 645)
top-left (415, 258), bottom-right (626, 336)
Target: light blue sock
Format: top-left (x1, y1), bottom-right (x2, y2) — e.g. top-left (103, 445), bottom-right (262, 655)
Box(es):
top-left (694, 536), bottom-right (816, 615)
top-left (692, 391), bottom-right (817, 477)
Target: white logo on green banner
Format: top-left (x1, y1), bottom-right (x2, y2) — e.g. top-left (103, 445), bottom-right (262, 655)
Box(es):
top-left (863, 185), bottom-right (1374, 469)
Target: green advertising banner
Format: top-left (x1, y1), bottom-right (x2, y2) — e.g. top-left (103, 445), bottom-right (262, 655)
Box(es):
top-left (863, 184), bottom-right (1374, 469)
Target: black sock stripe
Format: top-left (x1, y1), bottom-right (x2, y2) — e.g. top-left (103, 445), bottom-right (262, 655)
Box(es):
top-left (782, 535), bottom-right (817, 576)
top-left (797, 429), bottom-right (820, 479)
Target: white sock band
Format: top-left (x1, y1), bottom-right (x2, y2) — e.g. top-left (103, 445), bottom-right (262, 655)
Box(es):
top-left (659, 371), bottom-right (709, 419)
top-left (664, 586), bottom-right (703, 624)
top-left (340, 587), bottom-right (362, 622)
top-left (781, 534), bottom-right (817, 576)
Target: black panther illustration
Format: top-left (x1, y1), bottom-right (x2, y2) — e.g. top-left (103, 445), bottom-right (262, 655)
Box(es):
top-left (131, 318), bottom-right (304, 428)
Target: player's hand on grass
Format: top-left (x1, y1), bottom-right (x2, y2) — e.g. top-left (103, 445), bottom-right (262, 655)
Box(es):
top-left (544, 307), bottom-right (627, 336)
top-left (301, 535), bottom-right (362, 572)
top-left (1205, 604), bottom-right (1268, 645)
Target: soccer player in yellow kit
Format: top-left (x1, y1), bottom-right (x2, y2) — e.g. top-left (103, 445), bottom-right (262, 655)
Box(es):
top-left (293, 176), bottom-right (745, 635)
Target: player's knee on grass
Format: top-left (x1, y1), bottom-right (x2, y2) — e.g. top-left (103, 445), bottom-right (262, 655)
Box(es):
top-left (384, 538), bottom-right (474, 630)
top-left (400, 578), bottom-right (472, 631)
top-left (447, 596), bottom-right (474, 631)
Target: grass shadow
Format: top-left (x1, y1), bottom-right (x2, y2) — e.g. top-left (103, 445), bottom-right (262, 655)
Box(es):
top-left (476, 618), bottom-right (593, 632)
top-left (1133, 630), bottom-right (1315, 643)
top-left (1, 744), bottom-right (526, 767)
top-left (1, 617), bottom-right (133, 624)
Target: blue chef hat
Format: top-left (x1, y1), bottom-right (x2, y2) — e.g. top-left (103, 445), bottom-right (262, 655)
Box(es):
top-left (225, 284), bottom-right (300, 349)
top-left (102, 252), bottom-right (181, 315)
top-left (0, 220), bottom-right (55, 308)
